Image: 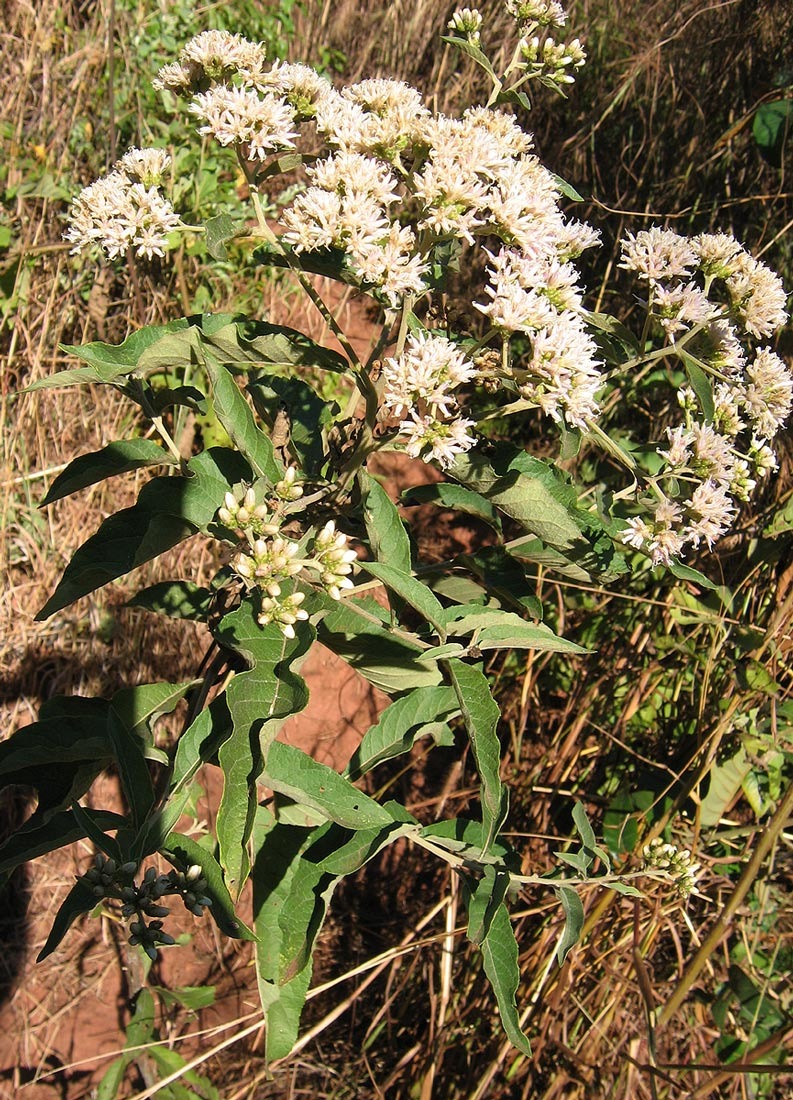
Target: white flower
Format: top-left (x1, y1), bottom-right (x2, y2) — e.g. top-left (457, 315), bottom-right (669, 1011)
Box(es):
top-left (743, 348), bottom-right (793, 436)
top-left (399, 412), bottom-right (477, 468)
top-left (726, 253), bottom-right (788, 338)
top-left (189, 84), bottom-right (298, 160)
top-left (684, 480), bottom-right (736, 549)
top-left (65, 170), bottom-right (182, 260)
top-left (507, 0), bottom-right (567, 28)
top-left (383, 332), bottom-right (476, 417)
top-left (620, 227), bottom-right (697, 285)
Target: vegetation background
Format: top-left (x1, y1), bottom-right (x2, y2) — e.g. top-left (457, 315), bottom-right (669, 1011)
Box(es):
top-left (1, 0), bottom-right (791, 1097)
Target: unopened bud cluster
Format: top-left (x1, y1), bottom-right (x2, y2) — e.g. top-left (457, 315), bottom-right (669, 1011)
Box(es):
top-left (80, 854), bottom-right (212, 960)
top-left (220, 476), bottom-right (357, 636)
top-left (447, 8), bottom-right (483, 46)
top-left (642, 838), bottom-right (700, 898)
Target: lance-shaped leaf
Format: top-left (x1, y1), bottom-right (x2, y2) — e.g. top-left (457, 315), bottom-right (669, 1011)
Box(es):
top-left (111, 681), bottom-right (194, 739)
top-left (105, 711), bottom-right (155, 830)
top-left (0, 808), bottom-right (126, 878)
top-left (264, 742), bottom-right (396, 830)
top-left (40, 439), bottom-right (175, 506)
top-left (203, 354), bottom-right (282, 482)
top-left (402, 482), bottom-right (501, 532)
top-left (360, 471), bottom-right (412, 574)
top-left (37, 878), bottom-right (100, 961)
top-left (161, 831), bottom-right (254, 940)
top-left (446, 660), bottom-right (507, 854)
top-left (465, 864), bottom-right (511, 945)
top-left (345, 686), bottom-right (458, 780)
top-left (358, 561), bottom-right (447, 634)
top-left (37, 447), bottom-right (251, 619)
top-left (480, 901), bottom-right (532, 1056)
top-left (555, 885), bottom-right (585, 966)
top-left (212, 600), bottom-right (312, 894)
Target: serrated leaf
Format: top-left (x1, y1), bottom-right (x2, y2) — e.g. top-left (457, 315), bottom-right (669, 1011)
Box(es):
top-left (40, 439), bottom-right (174, 506)
top-left (360, 472), bottom-right (412, 574)
top-left (37, 447), bottom-right (251, 619)
top-left (265, 742), bottom-right (396, 830)
top-left (205, 214), bottom-right (238, 260)
top-left (555, 885), bottom-right (584, 965)
top-left (128, 581), bottom-right (212, 621)
top-left (402, 482), bottom-right (501, 532)
top-left (479, 902), bottom-right (531, 1056)
top-left (204, 355), bottom-right (281, 482)
top-left (161, 830), bottom-right (254, 940)
top-left (358, 561), bottom-right (447, 634)
top-left (446, 660), bottom-right (507, 853)
top-left (345, 686), bottom-right (459, 780)
top-left (37, 879), bottom-right (99, 960)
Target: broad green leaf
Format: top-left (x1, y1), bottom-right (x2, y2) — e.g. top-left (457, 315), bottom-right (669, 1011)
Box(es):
top-left (475, 622), bottom-right (584, 654)
top-left (127, 581), bottom-right (212, 621)
top-left (440, 33), bottom-right (497, 79)
top-left (106, 711), bottom-right (155, 829)
top-left (666, 558), bottom-right (719, 592)
top-left (345, 686), bottom-right (459, 780)
top-left (402, 482), bottom-right (501, 531)
top-left (358, 561), bottom-right (447, 634)
top-left (700, 748), bottom-right (753, 828)
top-left (248, 375), bottom-right (334, 477)
top-left (753, 98), bottom-right (792, 165)
top-left (450, 451), bottom-right (582, 551)
top-left (37, 447), bottom-right (251, 619)
top-left (306, 819), bottom-right (416, 876)
top-left (161, 831), bottom-right (254, 940)
top-left (204, 355), bottom-right (281, 482)
top-left (153, 985), bottom-right (217, 1012)
top-left (446, 660), bottom-right (507, 853)
top-left (37, 879), bottom-right (99, 960)
top-left (213, 599), bottom-right (312, 893)
top-left (480, 902), bottom-right (532, 1056)
top-left (465, 865), bottom-right (511, 945)
top-left (555, 885), bottom-right (584, 965)
top-left (0, 809), bottom-right (126, 877)
top-left (453, 546), bottom-right (540, 614)
top-left (360, 472), bottom-right (412, 574)
top-left (152, 383), bottom-right (207, 415)
top-left (205, 315), bottom-right (348, 374)
top-left (205, 213), bottom-right (238, 260)
top-left (264, 742), bottom-right (396, 830)
top-left (40, 439), bottom-right (174, 506)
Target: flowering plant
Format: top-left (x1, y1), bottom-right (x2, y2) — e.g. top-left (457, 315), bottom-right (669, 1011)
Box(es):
top-left (2, 1), bottom-right (789, 1064)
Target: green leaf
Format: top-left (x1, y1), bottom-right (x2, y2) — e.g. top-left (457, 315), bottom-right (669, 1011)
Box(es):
top-left (37, 447), bottom-right (251, 618)
top-left (346, 686), bottom-right (459, 780)
top-left (402, 482), bottom-right (501, 531)
top-left (153, 985), bottom-right (217, 1012)
top-left (440, 33), bottom-right (497, 79)
top-left (571, 801), bottom-right (610, 871)
top-left (207, 316), bottom-right (348, 375)
top-left (465, 865), bottom-right (511, 945)
top-left (203, 355), bottom-right (281, 482)
top-left (205, 214), bottom-right (238, 260)
top-left (550, 172), bottom-right (585, 203)
top-left (307, 819), bottom-right (415, 876)
top-left (37, 879), bottom-right (99, 960)
top-left (666, 558), bottom-right (719, 592)
top-left (753, 98), bottom-right (792, 165)
top-left (360, 472), bottom-right (412, 574)
top-left (264, 742), bottom-right (396, 830)
top-left (0, 809), bottom-right (126, 877)
top-left (40, 439), bottom-right (174, 506)
top-left (161, 831), bottom-right (254, 940)
top-left (421, 817), bottom-right (519, 868)
top-left (71, 801), bottom-right (123, 862)
top-left (446, 660), bottom-right (507, 853)
top-left (554, 885), bottom-right (584, 965)
top-left (248, 374), bottom-right (334, 477)
top-left (479, 902), bottom-right (531, 1056)
top-left (111, 681), bottom-right (194, 737)
top-left (128, 581), bottom-right (212, 621)
top-left (358, 561), bottom-right (447, 634)
top-left (680, 351), bottom-right (715, 424)
top-left (106, 711), bottom-right (155, 829)
top-left (700, 748), bottom-right (753, 828)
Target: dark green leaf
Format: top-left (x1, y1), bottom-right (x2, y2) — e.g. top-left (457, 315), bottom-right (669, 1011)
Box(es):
top-left (402, 482), bottom-right (501, 531)
top-left (40, 439), bottom-right (174, 506)
top-left (440, 34), bottom-right (497, 79)
top-left (465, 865), bottom-right (511, 945)
top-left (111, 681), bottom-right (194, 737)
top-left (753, 98), bottom-right (792, 165)
top-left (37, 447), bottom-right (251, 619)
top-left (248, 375), bottom-right (334, 477)
top-left (446, 660), bottom-right (507, 853)
top-left (106, 711), bottom-right (155, 829)
top-left (666, 558), bottom-right (719, 591)
top-left (0, 809), bottom-right (126, 877)
top-left (680, 351), bottom-right (715, 424)
top-left (71, 801), bottom-right (123, 862)
top-left (128, 581), bottom-right (212, 621)
top-left (37, 879), bottom-right (99, 960)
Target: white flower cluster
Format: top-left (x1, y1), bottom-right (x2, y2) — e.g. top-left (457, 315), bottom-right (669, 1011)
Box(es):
top-left (220, 476), bottom-right (356, 637)
top-left (65, 148), bottom-right (182, 260)
top-left (619, 229), bottom-right (791, 565)
top-left (642, 838), bottom-right (700, 898)
top-left (382, 332), bottom-right (478, 467)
